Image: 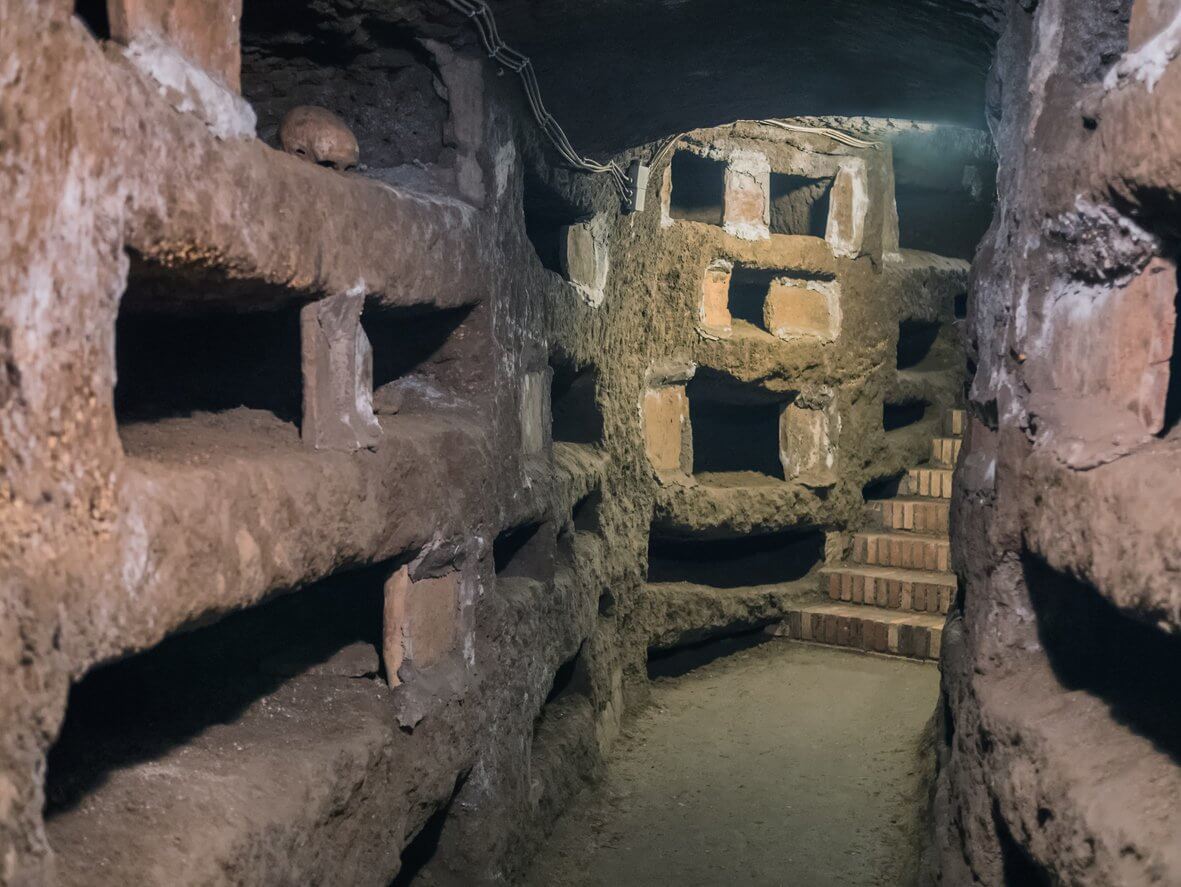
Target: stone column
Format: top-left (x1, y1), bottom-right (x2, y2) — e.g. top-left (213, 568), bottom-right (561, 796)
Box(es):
top-left (300, 291), bottom-right (383, 451)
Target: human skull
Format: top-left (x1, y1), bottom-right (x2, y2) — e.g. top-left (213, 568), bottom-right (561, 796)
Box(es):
top-left (279, 106), bottom-right (360, 171)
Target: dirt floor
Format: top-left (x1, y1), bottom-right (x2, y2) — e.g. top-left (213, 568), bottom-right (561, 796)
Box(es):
top-left (520, 639), bottom-right (939, 887)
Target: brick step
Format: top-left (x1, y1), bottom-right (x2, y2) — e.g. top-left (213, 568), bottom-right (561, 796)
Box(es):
top-left (903, 466), bottom-right (954, 499)
top-left (773, 603), bottom-right (944, 661)
top-left (870, 496), bottom-right (950, 534)
top-left (945, 409), bottom-right (965, 437)
top-left (931, 437), bottom-right (962, 467)
top-left (821, 564), bottom-right (955, 614)
top-left (852, 531), bottom-right (951, 572)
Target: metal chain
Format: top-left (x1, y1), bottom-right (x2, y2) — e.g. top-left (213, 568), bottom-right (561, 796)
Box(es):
top-left (445, 0), bottom-right (631, 198)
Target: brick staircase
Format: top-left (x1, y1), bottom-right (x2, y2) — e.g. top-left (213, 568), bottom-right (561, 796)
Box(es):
top-left (778, 409), bottom-right (964, 662)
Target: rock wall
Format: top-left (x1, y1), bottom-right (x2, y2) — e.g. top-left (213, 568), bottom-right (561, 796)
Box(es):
top-left (931, 0), bottom-right (1181, 883)
top-left (2, 2), bottom-right (991, 884)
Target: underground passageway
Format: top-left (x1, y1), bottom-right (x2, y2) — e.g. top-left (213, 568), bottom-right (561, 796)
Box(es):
top-left (4, 0), bottom-right (1181, 885)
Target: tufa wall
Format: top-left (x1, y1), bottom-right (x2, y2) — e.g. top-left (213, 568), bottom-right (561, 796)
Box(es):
top-left (1, 0), bottom-right (998, 884)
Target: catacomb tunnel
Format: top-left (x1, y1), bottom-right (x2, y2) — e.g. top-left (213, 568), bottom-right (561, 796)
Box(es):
top-left (2, 0), bottom-right (1179, 884)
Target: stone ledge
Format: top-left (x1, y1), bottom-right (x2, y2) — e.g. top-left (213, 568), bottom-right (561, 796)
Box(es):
top-left (979, 660), bottom-right (1181, 885)
top-left (71, 408), bottom-right (490, 676)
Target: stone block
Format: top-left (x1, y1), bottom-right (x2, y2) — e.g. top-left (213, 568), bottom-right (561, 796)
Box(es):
top-left (763, 276), bottom-right (841, 341)
top-left (643, 385), bottom-right (690, 472)
top-left (560, 215), bottom-right (610, 308)
top-left (301, 292), bottom-right (383, 451)
top-left (826, 160), bottom-right (869, 257)
top-left (1046, 257), bottom-right (1177, 433)
top-left (383, 566), bottom-right (460, 686)
top-left (520, 370), bottom-right (550, 455)
top-left (111, 0), bottom-right (243, 90)
top-left (700, 260), bottom-right (733, 333)
top-left (1128, 0), bottom-right (1180, 49)
top-left (780, 400), bottom-right (837, 485)
top-left (722, 150), bottom-right (770, 240)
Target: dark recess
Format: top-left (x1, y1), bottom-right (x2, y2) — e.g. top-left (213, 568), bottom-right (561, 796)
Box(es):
top-left (523, 170), bottom-right (591, 274)
top-left (954, 291), bottom-right (969, 319)
top-left (863, 471), bottom-right (906, 500)
top-left (883, 400), bottom-right (929, 432)
top-left (668, 152), bottom-right (726, 226)
top-left (389, 771), bottom-right (469, 887)
top-left (362, 304), bottom-right (473, 392)
top-left (647, 629), bottom-right (770, 680)
top-left (115, 306), bottom-right (303, 425)
top-left (74, 0), bottom-right (110, 39)
top-left (896, 319), bottom-right (942, 371)
top-left (571, 489), bottom-right (603, 535)
top-left (769, 173), bottom-right (832, 237)
top-left (494, 521), bottom-right (554, 582)
top-left (647, 528), bottom-right (824, 588)
top-left (726, 266), bottom-right (777, 329)
top-left (44, 563), bottom-right (388, 818)
top-left (688, 371), bottom-right (788, 479)
top-left (1024, 554), bottom-right (1181, 763)
top-left (550, 352), bottom-right (603, 445)
top-left (895, 184), bottom-right (992, 260)
top-left (992, 801), bottom-right (1053, 887)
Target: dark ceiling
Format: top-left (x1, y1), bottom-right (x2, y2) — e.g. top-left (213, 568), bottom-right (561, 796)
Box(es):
top-left (479, 0), bottom-right (1002, 154)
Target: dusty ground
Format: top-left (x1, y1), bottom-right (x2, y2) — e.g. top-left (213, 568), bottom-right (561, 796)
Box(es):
top-left (520, 640), bottom-right (939, 887)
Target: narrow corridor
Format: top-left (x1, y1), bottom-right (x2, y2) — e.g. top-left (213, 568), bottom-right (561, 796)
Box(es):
top-left (522, 643), bottom-right (939, 887)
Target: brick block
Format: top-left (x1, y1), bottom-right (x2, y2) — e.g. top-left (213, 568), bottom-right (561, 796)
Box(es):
top-left (643, 385), bottom-right (689, 472)
top-left (383, 566), bottom-right (460, 685)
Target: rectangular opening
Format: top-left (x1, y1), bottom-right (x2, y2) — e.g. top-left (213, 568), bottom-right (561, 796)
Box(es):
top-left (668, 151), bottom-right (725, 226)
top-left (688, 371), bottom-right (787, 481)
top-left (494, 521), bottom-right (555, 584)
top-left (74, 0), bottom-right (110, 38)
top-left (895, 183), bottom-right (992, 260)
top-left (45, 563), bottom-right (390, 882)
top-left (115, 303), bottom-right (304, 456)
top-left (647, 629), bottom-right (770, 680)
top-left (726, 266), bottom-right (778, 329)
top-left (769, 173), bottom-right (833, 238)
top-left (647, 528), bottom-right (825, 588)
top-left (361, 304), bottom-right (475, 412)
top-left (883, 400), bottom-right (930, 432)
top-left (549, 351), bottom-right (603, 445)
top-left (521, 170), bottom-right (593, 274)
top-left (863, 471), bottom-right (906, 501)
top-left (896, 319), bottom-right (943, 372)
top-left (571, 489), bottom-right (603, 535)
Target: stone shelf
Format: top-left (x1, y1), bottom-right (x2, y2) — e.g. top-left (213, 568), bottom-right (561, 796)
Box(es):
top-left (654, 475), bottom-right (835, 541)
top-left (978, 658), bottom-right (1181, 884)
top-left (642, 578), bottom-right (816, 653)
top-left (46, 651), bottom-right (471, 887)
top-left (79, 407), bottom-right (490, 675)
top-left (107, 47), bottom-right (488, 315)
top-left (1021, 440), bottom-right (1181, 632)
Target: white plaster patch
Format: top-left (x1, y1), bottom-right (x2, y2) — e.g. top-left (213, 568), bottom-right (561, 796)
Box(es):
top-left (1105, 9), bottom-right (1181, 91)
top-left (123, 36), bottom-right (256, 140)
top-left (494, 141), bottom-right (516, 201)
top-left (1026, 0), bottom-right (1065, 138)
top-left (826, 160), bottom-right (869, 257)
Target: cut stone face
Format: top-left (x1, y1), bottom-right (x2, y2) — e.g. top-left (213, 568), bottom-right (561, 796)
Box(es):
top-left (110, 0), bottom-right (243, 90)
top-left (1044, 256), bottom-right (1177, 433)
top-left (280, 106), bottom-right (361, 171)
top-left (700, 260), bottom-right (733, 333)
top-left (383, 567), bottom-right (460, 686)
top-left (643, 385), bottom-right (690, 472)
top-left (520, 370), bottom-right (550, 455)
top-left (780, 400), bottom-right (837, 486)
top-left (827, 160), bottom-right (869, 256)
top-left (300, 291), bottom-right (383, 451)
top-left (560, 215), bottom-right (610, 308)
top-left (722, 150), bottom-right (771, 241)
top-left (764, 277), bottom-right (841, 341)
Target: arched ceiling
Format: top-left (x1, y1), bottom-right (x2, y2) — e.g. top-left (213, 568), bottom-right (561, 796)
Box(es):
top-left (484, 0), bottom-right (1003, 153)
